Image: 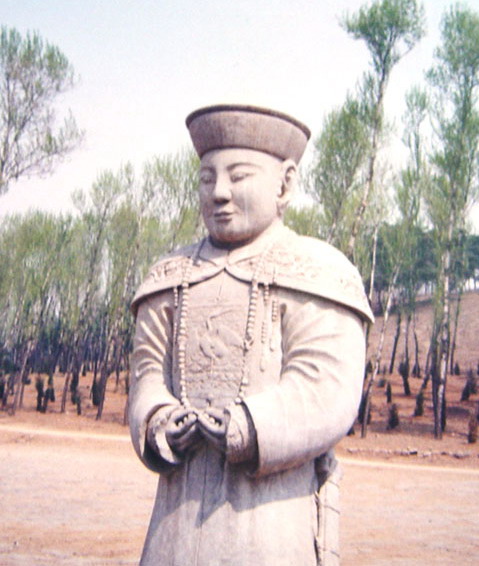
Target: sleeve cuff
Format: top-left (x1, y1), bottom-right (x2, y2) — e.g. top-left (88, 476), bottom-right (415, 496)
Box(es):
top-left (225, 403), bottom-right (258, 465)
top-left (146, 405), bottom-right (184, 467)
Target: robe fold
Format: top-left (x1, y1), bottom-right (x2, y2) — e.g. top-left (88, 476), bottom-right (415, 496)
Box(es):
top-left (129, 224), bottom-right (373, 566)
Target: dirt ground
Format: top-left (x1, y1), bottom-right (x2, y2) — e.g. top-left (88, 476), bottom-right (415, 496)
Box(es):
top-left (1, 291), bottom-right (479, 564)
top-left (1, 421), bottom-right (478, 566)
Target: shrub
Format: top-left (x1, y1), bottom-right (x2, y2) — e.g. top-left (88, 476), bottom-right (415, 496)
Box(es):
top-left (387, 403), bottom-right (400, 430)
top-left (386, 382), bottom-right (392, 403)
top-left (462, 370), bottom-right (478, 401)
top-left (35, 376), bottom-right (44, 412)
top-left (414, 390), bottom-right (424, 416)
top-left (461, 380), bottom-right (471, 402)
top-left (469, 371), bottom-right (478, 395)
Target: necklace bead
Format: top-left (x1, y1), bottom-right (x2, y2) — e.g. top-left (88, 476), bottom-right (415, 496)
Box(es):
top-left (177, 237), bottom-right (276, 407)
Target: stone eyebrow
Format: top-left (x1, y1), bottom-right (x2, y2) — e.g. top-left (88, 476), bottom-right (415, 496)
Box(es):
top-left (199, 162), bottom-right (262, 174)
top-left (226, 162), bottom-right (261, 171)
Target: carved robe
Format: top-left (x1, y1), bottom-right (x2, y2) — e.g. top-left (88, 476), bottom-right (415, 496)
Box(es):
top-left (129, 223), bottom-right (373, 566)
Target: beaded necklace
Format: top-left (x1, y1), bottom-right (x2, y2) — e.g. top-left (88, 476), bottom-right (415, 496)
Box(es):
top-left (175, 237), bottom-right (276, 407)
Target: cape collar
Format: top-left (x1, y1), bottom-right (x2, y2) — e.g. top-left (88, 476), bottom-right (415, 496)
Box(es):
top-left (198, 221), bottom-right (288, 267)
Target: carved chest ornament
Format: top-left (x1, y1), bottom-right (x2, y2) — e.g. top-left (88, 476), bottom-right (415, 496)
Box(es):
top-left (174, 237), bottom-right (279, 408)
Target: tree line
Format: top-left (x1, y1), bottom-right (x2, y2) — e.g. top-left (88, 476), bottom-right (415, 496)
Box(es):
top-left (1, 0), bottom-right (479, 438)
top-left (0, 152), bottom-right (201, 420)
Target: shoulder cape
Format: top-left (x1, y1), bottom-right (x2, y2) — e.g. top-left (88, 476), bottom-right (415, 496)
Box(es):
top-left (131, 231), bottom-right (374, 324)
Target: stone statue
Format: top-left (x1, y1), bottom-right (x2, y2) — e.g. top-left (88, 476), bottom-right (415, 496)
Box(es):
top-left (129, 104), bottom-right (374, 566)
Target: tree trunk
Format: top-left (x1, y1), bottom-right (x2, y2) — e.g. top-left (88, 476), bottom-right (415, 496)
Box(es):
top-left (123, 395), bottom-right (129, 426)
top-left (96, 338), bottom-right (113, 420)
top-left (12, 340), bottom-right (33, 414)
top-left (412, 311), bottom-right (420, 377)
top-left (401, 312), bottom-right (412, 396)
top-left (361, 266), bottom-right (399, 438)
top-left (368, 225), bottom-right (379, 304)
top-left (347, 77), bottom-right (386, 259)
top-left (433, 244), bottom-right (451, 439)
top-left (61, 371), bottom-right (71, 413)
top-left (95, 364), bottom-right (110, 421)
top-left (400, 366), bottom-right (411, 396)
top-left (449, 290), bottom-right (462, 374)
top-left (389, 310), bottom-right (401, 374)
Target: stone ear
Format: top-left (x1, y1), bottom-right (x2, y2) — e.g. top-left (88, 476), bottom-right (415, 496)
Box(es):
top-left (277, 159), bottom-right (297, 215)
top-left (283, 160), bottom-right (297, 193)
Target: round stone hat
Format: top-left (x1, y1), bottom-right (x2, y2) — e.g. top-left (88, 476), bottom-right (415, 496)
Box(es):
top-left (186, 104), bottom-right (311, 164)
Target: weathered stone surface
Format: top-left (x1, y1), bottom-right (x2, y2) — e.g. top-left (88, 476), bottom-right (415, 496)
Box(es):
top-left (129, 105), bottom-right (370, 565)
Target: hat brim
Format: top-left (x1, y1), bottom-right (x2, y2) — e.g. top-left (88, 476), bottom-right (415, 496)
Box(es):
top-left (186, 104), bottom-right (311, 164)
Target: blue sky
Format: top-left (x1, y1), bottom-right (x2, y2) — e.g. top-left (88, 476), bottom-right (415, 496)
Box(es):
top-left (0, 0), bottom-right (472, 223)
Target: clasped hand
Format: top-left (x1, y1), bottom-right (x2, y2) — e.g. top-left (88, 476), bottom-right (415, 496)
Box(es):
top-left (165, 406), bottom-right (230, 455)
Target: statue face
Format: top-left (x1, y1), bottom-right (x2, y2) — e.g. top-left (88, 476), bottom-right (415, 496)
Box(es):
top-left (199, 148), bottom-right (288, 246)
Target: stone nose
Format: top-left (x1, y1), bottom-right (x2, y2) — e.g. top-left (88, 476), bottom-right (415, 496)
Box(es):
top-left (212, 177), bottom-right (232, 202)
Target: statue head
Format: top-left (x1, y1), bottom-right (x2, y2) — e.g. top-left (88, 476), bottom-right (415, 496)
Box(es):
top-left (186, 105), bottom-right (310, 246)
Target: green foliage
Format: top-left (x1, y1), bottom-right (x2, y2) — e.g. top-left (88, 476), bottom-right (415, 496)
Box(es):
top-left (0, 147), bottom-right (200, 415)
top-left (0, 26), bottom-right (82, 193)
top-left (0, 212), bottom-right (73, 341)
top-left (342, 0), bottom-right (425, 76)
top-left (328, 0), bottom-right (426, 270)
top-left (425, 5), bottom-right (479, 231)
top-left (373, 86), bottom-right (432, 305)
top-left (284, 205), bottom-right (323, 238)
top-left (140, 148), bottom-right (201, 253)
top-left (422, 5), bottom-right (479, 437)
top-left (1, 3), bottom-right (479, 433)
top-left (373, 224), bottom-right (437, 295)
top-left (307, 96), bottom-right (369, 248)
top-left (465, 235), bottom-right (479, 284)
top-left (428, 5), bottom-right (479, 94)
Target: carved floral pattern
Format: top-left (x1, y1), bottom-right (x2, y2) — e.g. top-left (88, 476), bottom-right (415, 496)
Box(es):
top-left (175, 304), bottom-right (248, 406)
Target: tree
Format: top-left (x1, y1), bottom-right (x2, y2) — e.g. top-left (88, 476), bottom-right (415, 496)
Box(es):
top-left (0, 145), bottom-right (202, 418)
top-left (141, 148), bottom-right (201, 252)
top-left (394, 87), bottom-right (429, 388)
top-left (361, 85), bottom-right (428, 437)
top-left (424, 5), bottom-right (479, 438)
top-left (0, 26), bottom-right (82, 194)
top-left (65, 166), bottom-right (130, 414)
top-left (342, 0), bottom-right (425, 258)
top-left (0, 212), bottom-right (73, 412)
top-left (307, 95), bottom-right (370, 250)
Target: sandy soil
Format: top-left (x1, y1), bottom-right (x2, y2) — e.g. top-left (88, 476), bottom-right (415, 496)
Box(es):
top-left (1, 291), bottom-right (479, 564)
top-left (1, 423), bottom-right (478, 566)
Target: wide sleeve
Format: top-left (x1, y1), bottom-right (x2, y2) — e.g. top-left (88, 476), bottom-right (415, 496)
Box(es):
top-left (243, 292), bottom-right (366, 477)
top-left (129, 293), bottom-right (182, 473)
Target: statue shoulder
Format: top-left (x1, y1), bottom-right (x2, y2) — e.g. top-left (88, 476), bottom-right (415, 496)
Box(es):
top-left (230, 229), bottom-right (374, 323)
top-left (131, 243), bottom-right (196, 315)
top-left (265, 231), bottom-right (354, 281)
top-left (274, 232), bottom-right (374, 322)
top-left (280, 232), bottom-right (351, 265)
top-left (275, 232), bottom-right (373, 322)
top-left (148, 244), bottom-right (196, 278)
